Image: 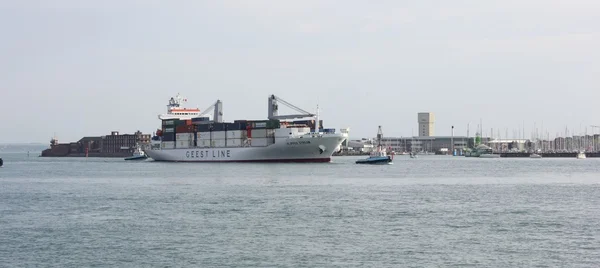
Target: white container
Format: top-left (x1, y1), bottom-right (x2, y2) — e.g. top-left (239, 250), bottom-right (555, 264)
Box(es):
top-left (275, 128), bottom-right (292, 137)
top-left (212, 139), bottom-right (226, 148)
top-left (212, 131), bottom-right (226, 139)
top-left (250, 138), bottom-right (268, 147)
top-left (176, 140), bottom-right (191, 149)
top-left (226, 130), bottom-right (246, 139)
top-left (198, 140), bottom-right (211, 147)
top-left (162, 141), bottom-right (175, 149)
top-left (251, 129), bottom-right (267, 138)
top-left (197, 132), bottom-right (211, 140)
top-left (176, 133), bottom-right (193, 141)
top-left (226, 138), bottom-right (243, 147)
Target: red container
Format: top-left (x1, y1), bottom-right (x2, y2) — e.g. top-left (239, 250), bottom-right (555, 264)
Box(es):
top-left (176, 125), bottom-right (197, 133)
top-left (246, 124), bottom-right (252, 138)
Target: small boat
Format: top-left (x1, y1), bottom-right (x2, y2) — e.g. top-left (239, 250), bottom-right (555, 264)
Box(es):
top-left (409, 152), bottom-right (418, 158)
top-left (355, 151), bottom-right (392, 165)
top-left (576, 151), bottom-right (586, 159)
top-left (356, 126), bottom-right (393, 165)
top-left (529, 153), bottom-right (542, 158)
top-left (124, 144), bottom-right (147, 161)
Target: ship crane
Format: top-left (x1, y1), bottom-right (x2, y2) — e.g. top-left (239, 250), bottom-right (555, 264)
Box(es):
top-left (197, 100), bottom-right (224, 123)
top-left (268, 94), bottom-right (315, 120)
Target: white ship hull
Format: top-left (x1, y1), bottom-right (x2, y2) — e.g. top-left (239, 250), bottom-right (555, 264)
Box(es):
top-left (144, 134), bottom-right (346, 163)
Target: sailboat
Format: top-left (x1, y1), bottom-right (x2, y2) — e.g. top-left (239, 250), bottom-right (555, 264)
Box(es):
top-left (356, 126), bottom-right (393, 165)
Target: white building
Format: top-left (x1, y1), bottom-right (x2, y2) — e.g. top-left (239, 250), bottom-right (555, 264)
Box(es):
top-left (347, 139), bottom-right (375, 153)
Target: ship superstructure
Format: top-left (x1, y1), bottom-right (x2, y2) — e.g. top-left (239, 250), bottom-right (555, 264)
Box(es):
top-left (146, 94), bottom-right (347, 162)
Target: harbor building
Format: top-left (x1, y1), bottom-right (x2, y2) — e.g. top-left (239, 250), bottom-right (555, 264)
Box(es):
top-left (418, 112), bottom-right (435, 136)
top-left (41, 130), bottom-right (151, 157)
top-left (380, 136), bottom-right (491, 155)
top-left (346, 139), bottom-right (375, 153)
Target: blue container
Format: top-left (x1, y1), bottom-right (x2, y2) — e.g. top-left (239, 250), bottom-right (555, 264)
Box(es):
top-left (212, 123), bottom-right (226, 131)
top-left (197, 124), bottom-right (212, 132)
top-left (162, 132), bottom-right (176, 141)
top-left (225, 122), bottom-right (248, 131)
top-left (323, 128), bottom-right (335, 133)
top-left (192, 117), bottom-right (209, 122)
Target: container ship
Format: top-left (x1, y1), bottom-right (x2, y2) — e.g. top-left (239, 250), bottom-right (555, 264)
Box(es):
top-left (144, 94), bottom-right (348, 162)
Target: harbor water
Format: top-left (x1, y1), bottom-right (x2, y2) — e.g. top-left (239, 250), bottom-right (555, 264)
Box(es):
top-left (1, 150), bottom-right (600, 267)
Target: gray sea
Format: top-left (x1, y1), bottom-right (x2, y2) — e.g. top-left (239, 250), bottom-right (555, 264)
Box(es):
top-left (1, 146), bottom-right (600, 267)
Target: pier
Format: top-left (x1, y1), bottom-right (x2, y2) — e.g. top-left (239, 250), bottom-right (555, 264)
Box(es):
top-left (499, 152), bottom-right (600, 158)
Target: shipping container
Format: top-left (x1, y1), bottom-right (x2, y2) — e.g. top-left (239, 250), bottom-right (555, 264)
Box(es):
top-left (192, 116), bottom-right (210, 122)
top-left (176, 140), bottom-right (192, 149)
top-left (275, 128), bottom-right (292, 137)
top-left (197, 124), bottom-right (212, 132)
top-left (197, 131), bottom-right (212, 140)
top-left (212, 123), bottom-right (226, 132)
top-left (176, 133), bottom-right (193, 141)
top-left (212, 139), bottom-right (226, 147)
top-left (162, 119), bottom-right (186, 126)
top-left (162, 141), bottom-right (175, 149)
top-left (164, 127), bottom-right (175, 133)
top-left (225, 122), bottom-right (247, 131)
top-left (250, 137), bottom-right (268, 147)
top-left (211, 131), bottom-right (226, 139)
top-left (251, 129), bottom-right (267, 137)
top-left (185, 119), bottom-right (192, 125)
top-left (254, 122), bottom-right (267, 128)
top-left (226, 138), bottom-right (243, 147)
top-left (226, 130), bottom-right (246, 139)
top-left (198, 140), bottom-right (211, 147)
top-left (292, 120), bottom-right (322, 129)
top-left (267, 119), bottom-right (280, 129)
top-left (322, 128), bottom-right (336, 133)
top-left (176, 125), bottom-right (196, 133)
top-left (162, 132), bottom-right (176, 141)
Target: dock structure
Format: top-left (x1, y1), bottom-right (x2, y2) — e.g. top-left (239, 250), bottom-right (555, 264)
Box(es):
top-left (499, 152), bottom-right (600, 158)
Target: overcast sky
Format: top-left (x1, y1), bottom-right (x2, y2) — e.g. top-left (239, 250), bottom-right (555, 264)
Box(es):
top-left (2, 0), bottom-right (599, 143)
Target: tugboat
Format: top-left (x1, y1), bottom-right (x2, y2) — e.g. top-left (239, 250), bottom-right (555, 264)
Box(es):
top-left (124, 143), bottom-right (148, 161)
top-left (356, 126), bottom-right (393, 165)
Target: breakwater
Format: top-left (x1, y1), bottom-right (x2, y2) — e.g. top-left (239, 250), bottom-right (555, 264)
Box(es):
top-left (499, 152), bottom-right (600, 158)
